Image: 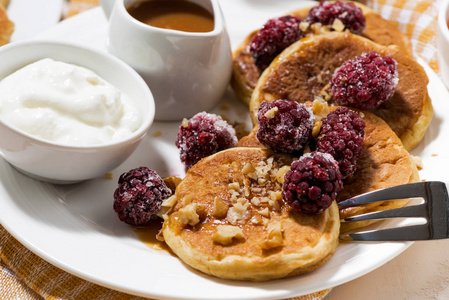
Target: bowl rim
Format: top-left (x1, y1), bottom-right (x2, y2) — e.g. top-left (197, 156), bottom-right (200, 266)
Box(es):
top-left (438, 0), bottom-right (449, 42)
top-left (0, 40), bottom-right (155, 150)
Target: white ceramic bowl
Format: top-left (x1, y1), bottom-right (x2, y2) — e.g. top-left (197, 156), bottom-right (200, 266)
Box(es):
top-left (0, 41), bottom-right (155, 184)
top-left (438, 0), bottom-right (449, 89)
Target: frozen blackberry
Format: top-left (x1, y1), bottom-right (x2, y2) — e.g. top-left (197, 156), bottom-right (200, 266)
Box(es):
top-left (316, 107), bottom-right (365, 179)
top-left (249, 15), bottom-right (303, 70)
top-left (176, 112), bottom-right (238, 170)
top-left (256, 100), bottom-right (314, 154)
top-left (282, 151), bottom-right (343, 214)
top-left (305, 1), bottom-right (366, 34)
top-left (113, 167), bottom-right (172, 226)
top-left (331, 51), bottom-right (399, 110)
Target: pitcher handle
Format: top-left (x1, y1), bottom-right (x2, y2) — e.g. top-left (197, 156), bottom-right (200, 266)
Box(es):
top-left (99, 0), bottom-right (116, 18)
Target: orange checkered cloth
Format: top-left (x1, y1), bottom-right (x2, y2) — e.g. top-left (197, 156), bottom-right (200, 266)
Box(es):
top-left (0, 0), bottom-right (440, 299)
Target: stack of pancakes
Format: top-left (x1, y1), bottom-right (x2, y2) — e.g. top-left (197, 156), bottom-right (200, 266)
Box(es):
top-left (161, 1), bottom-right (428, 282)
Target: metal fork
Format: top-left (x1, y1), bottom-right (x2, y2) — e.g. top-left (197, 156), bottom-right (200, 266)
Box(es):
top-left (338, 181), bottom-right (449, 241)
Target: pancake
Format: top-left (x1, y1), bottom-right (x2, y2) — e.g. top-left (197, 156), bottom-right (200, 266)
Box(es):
top-left (238, 103), bottom-right (420, 232)
top-left (231, 1), bottom-right (413, 105)
top-left (249, 32), bottom-right (432, 150)
top-left (161, 147), bottom-right (340, 281)
top-left (0, 4), bottom-right (13, 46)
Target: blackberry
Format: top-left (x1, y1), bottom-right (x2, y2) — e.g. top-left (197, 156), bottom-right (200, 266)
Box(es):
top-left (316, 107), bottom-right (365, 178)
top-left (249, 15), bottom-right (303, 70)
top-left (256, 100), bottom-right (314, 154)
top-left (282, 152), bottom-right (343, 214)
top-left (331, 51), bottom-right (399, 110)
top-left (305, 1), bottom-right (366, 34)
top-left (175, 112), bottom-right (238, 170)
top-left (113, 167), bottom-right (172, 226)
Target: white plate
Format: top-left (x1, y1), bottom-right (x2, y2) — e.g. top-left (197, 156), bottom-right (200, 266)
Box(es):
top-left (7, 0), bottom-right (63, 42)
top-left (0, 2), bottom-right (448, 299)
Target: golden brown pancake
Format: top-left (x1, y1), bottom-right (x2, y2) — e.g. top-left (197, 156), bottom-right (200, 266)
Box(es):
top-left (238, 103), bottom-right (420, 232)
top-left (161, 147), bottom-right (340, 281)
top-left (231, 1), bottom-right (413, 105)
top-left (249, 32), bottom-right (432, 150)
top-left (0, 4), bottom-right (13, 46)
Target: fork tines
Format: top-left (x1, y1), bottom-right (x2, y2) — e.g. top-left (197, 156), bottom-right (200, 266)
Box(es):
top-left (338, 181), bottom-right (449, 241)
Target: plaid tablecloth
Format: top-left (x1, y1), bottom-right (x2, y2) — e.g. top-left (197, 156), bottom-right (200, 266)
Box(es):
top-left (0, 0), bottom-right (441, 299)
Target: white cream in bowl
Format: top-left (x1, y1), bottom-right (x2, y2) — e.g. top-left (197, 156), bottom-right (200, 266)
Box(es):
top-left (0, 58), bottom-right (142, 146)
top-left (0, 41), bottom-right (155, 184)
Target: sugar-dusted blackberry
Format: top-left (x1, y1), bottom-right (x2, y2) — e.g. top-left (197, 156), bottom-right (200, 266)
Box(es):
top-left (282, 151), bottom-right (343, 214)
top-left (249, 15), bottom-right (303, 70)
top-left (316, 107), bottom-right (365, 178)
top-left (176, 112), bottom-right (238, 170)
top-left (113, 167), bottom-right (172, 226)
top-left (331, 51), bottom-right (399, 110)
top-left (256, 100), bottom-right (314, 154)
top-left (305, 1), bottom-right (366, 34)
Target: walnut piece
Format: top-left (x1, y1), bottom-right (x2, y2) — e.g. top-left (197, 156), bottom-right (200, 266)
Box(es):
top-left (332, 18), bottom-right (345, 32)
top-left (242, 162), bottom-right (256, 175)
top-left (261, 222), bottom-right (284, 249)
top-left (264, 107), bottom-right (279, 119)
top-left (213, 197), bottom-right (229, 218)
top-left (163, 176), bottom-right (182, 193)
top-left (178, 203), bottom-right (201, 226)
top-left (227, 201), bottom-right (250, 225)
top-left (212, 225), bottom-right (244, 245)
top-left (157, 195), bottom-right (178, 219)
top-left (276, 165), bottom-right (290, 184)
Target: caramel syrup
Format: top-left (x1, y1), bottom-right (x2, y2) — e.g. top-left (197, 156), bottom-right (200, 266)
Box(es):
top-left (133, 220), bottom-right (173, 254)
top-left (127, 0), bottom-right (215, 33)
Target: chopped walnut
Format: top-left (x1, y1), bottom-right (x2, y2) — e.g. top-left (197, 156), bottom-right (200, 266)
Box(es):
top-left (311, 99), bottom-right (330, 121)
top-left (213, 197), bottom-right (229, 218)
top-left (229, 190), bottom-right (240, 203)
top-left (178, 203), bottom-right (201, 226)
top-left (259, 207), bottom-right (270, 218)
top-left (163, 176), bottom-right (182, 193)
top-left (212, 225), bottom-right (244, 245)
top-left (276, 166), bottom-right (290, 184)
top-left (264, 107), bottom-right (279, 119)
top-left (228, 182), bottom-right (240, 191)
top-left (242, 162), bottom-right (256, 175)
top-left (181, 194), bottom-right (194, 207)
top-left (269, 199), bottom-right (281, 212)
top-left (412, 155), bottom-right (423, 170)
top-left (332, 18), bottom-right (345, 32)
top-left (312, 121), bottom-right (322, 137)
top-left (251, 197), bottom-right (261, 206)
top-left (227, 201), bottom-right (250, 225)
top-left (261, 222), bottom-right (284, 249)
top-left (299, 21), bottom-right (310, 32)
top-left (157, 195), bottom-right (178, 219)
top-left (260, 196), bottom-right (270, 203)
top-left (251, 215), bottom-right (263, 225)
top-left (270, 191), bottom-right (282, 201)
top-left (311, 22), bottom-right (322, 34)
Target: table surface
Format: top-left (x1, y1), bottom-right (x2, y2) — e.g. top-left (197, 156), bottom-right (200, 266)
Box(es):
top-left (328, 239), bottom-right (449, 299)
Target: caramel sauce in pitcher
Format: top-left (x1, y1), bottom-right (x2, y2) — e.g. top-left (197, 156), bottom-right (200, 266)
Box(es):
top-left (127, 0), bottom-right (215, 33)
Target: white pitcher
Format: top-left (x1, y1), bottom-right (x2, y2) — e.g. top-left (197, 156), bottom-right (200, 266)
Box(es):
top-left (99, 0), bottom-right (232, 121)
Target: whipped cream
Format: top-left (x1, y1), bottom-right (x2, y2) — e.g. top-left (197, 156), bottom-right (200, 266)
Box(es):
top-left (0, 58), bottom-right (142, 146)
